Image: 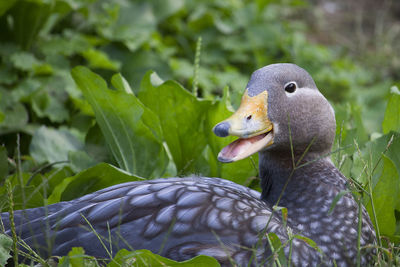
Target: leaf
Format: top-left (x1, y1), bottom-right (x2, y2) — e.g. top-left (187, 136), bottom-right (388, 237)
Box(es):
top-left (265, 233), bottom-right (287, 266)
top-left (0, 234), bottom-right (12, 266)
top-left (9, 51), bottom-right (40, 71)
top-left (382, 86), bottom-right (400, 134)
top-left (98, 2), bottom-right (157, 51)
top-left (292, 234), bottom-right (323, 255)
top-left (8, 0), bottom-right (52, 49)
top-left (72, 66), bottom-right (168, 178)
top-left (29, 126), bottom-right (84, 164)
top-left (68, 150), bottom-right (98, 173)
top-left (365, 155), bottom-right (400, 237)
top-left (58, 247), bottom-right (98, 267)
top-left (0, 0), bottom-right (17, 16)
top-left (108, 249), bottom-right (220, 267)
top-left (84, 123), bottom-right (113, 164)
top-left (138, 71), bottom-right (212, 175)
top-left (31, 88), bottom-right (69, 123)
top-left (47, 163), bottom-right (143, 203)
top-left (0, 88), bottom-right (29, 132)
top-left (0, 181), bottom-right (45, 210)
top-left (81, 48), bottom-right (121, 71)
top-left (111, 73), bottom-right (134, 94)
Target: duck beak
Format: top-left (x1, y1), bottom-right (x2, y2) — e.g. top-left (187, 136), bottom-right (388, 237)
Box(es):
top-left (213, 89), bottom-right (274, 162)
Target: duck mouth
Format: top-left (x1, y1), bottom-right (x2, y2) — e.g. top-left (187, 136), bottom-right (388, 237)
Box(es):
top-left (218, 130), bottom-right (274, 163)
top-left (213, 89), bottom-right (274, 163)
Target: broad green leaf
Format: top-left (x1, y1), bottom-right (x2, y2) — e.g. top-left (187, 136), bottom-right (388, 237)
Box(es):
top-left (0, 88), bottom-right (29, 132)
top-left (0, 234), bottom-right (12, 266)
top-left (84, 123), bottom-right (114, 164)
top-left (108, 249), bottom-right (220, 267)
top-left (8, 0), bottom-right (52, 49)
top-left (58, 247), bottom-right (98, 267)
top-left (351, 133), bottom-right (400, 186)
top-left (365, 155), bottom-right (400, 237)
top-left (0, 182), bottom-right (45, 210)
top-left (138, 71), bottom-right (212, 175)
top-left (31, 88), bottom-right (69, 123)
top-left (72, 66), bottom-right (168, 178)
top-left (382, 86), bottom-right (400, 134)
top-left (47, 163), bottom-right (143, 203)
top-left (30, 126), bottom-right (84, 164)
top-left (0, 0), bottom-right (17, 16)
top-left (9, 51), bottom-right (40, 71)
top-left (111, 73), bottom-right (133, 94)
top-left (98, 3), bottom-right (157, 51)
top-left (81, 48), bottom-right (121, 71)
top-left (68, 150), bottom-right (98, 173)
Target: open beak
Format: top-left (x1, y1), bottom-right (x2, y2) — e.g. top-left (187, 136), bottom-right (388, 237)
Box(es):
top-left (213, 90), bottom-right (274, 162)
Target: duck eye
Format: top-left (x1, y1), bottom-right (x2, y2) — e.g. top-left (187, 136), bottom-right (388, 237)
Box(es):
top-left (284, 82), bottom-right (297, 93)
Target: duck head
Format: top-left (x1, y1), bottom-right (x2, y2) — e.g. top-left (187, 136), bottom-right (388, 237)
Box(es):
top-left (213, 63), bottom-right (336, 162)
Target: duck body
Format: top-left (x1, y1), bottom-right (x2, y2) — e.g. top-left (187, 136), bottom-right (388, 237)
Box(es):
top-left (3, 177), bottom-right (286, 266)
top-left (2, 64), bottom-right (376, 266)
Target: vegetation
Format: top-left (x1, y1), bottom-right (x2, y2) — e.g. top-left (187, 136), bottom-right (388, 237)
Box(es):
top-left (0, 0), bottom-right (399, 265)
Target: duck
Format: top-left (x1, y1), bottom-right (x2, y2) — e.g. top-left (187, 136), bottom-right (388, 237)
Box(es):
top-left (2, 63), bottom-right (376, 266)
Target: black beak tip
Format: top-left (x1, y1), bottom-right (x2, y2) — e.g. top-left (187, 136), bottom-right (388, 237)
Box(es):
top-left (213, 122), bottom-right (230, 137)
top-left (217, 156), bottom-right (233, 163)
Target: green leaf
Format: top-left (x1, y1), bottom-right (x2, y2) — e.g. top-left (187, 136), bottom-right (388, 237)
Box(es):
top-left (265, 232), bottom-right (287, 266)
top-left (365, 155), bottom-right (400, 237)
top-left (58, 247), bottom-right (98, 267)
top-left (68, 150), bottom-right (98, 173)
top-left (108, 249), bottom-right (220, 267)
top-left (138, 71), bottom-right (211, 175)
top-left (81, 48), bottom-right (121, 71)
top-left (382, 86), bottom-right (400, 134)
top-left (0, 88), bottom-right (29, 132)
top-left (29, 126), bottom-right (84, 164)
top-left (10, 52), bottom-right (39, 71)
top-left (72, 66), bottom-right (168, 178)
top-left (48, 163), bottom-right (143, 203)
top-left (0, 234), bottom-right (12, 266)
top-left (0, 178), bottom-right (45, 210)
top-left (8, 0), bottom-right (52, 49)
top-left (98, 3), bottom-right (157, 51)
top-left (0, 0), bottom-right (17, 16)
top-left (31, 88), bottom-right (69, 123)
top-left (111, 73), bottom-right (134, 94)
top-left (292, 234), bottom-right (323, 255)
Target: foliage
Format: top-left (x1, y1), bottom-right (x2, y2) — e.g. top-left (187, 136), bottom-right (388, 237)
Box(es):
top-left (0, 0), bottom-right (399, 265)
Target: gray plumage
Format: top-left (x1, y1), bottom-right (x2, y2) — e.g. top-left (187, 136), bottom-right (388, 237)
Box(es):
top-left (1, 63), bottom-right (376, 266)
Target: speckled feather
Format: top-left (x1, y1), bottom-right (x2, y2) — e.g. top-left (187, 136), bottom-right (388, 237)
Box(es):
top-left (3, 177), bottom-right (289, 266)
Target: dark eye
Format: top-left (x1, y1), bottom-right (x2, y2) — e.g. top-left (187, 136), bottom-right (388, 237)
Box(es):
top-left (284, 82), bottom-right (297, 93)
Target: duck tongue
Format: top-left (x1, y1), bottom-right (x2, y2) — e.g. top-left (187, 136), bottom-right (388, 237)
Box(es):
top-left (218, 132), bottom-right (273, 162)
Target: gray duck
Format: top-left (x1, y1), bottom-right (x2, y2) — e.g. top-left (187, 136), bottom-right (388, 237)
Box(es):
top-left (2, 63), bottom-right (376, 266)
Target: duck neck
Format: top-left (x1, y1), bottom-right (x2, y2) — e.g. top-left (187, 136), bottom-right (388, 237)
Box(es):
top-left (258, 151), bottom-right (347, 207)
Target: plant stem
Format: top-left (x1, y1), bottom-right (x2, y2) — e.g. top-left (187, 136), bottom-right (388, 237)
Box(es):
top-left (193, 36), bottom-right (202, 97)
